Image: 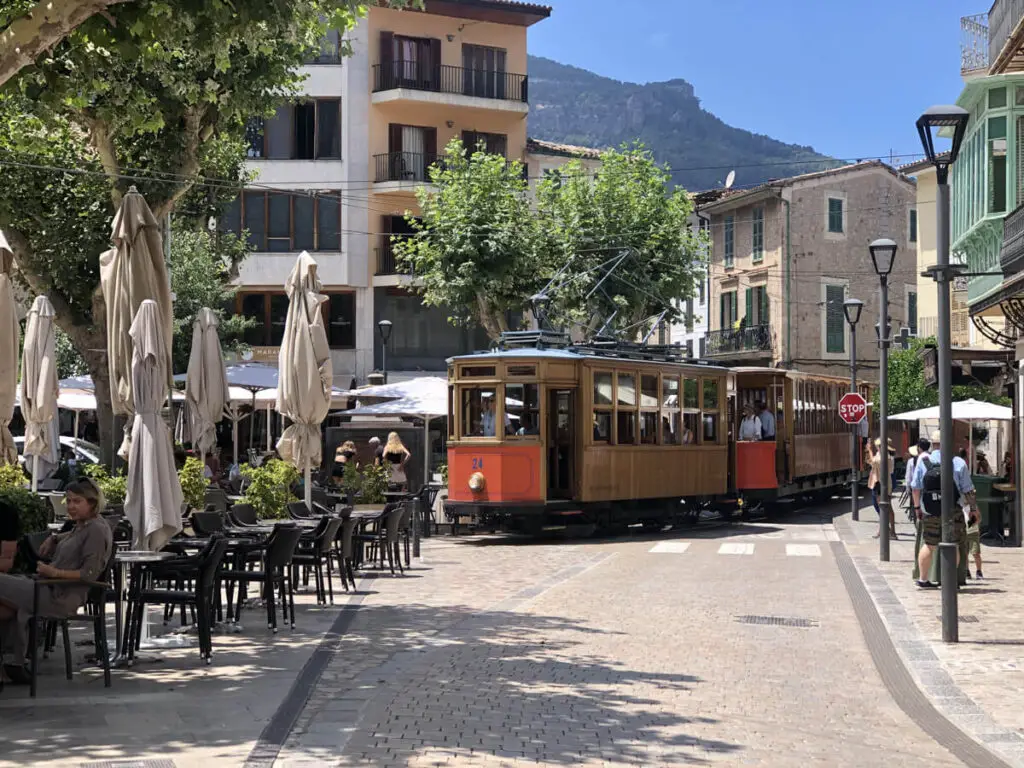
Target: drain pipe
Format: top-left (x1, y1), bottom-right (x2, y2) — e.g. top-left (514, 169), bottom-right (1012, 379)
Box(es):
top-left (781, 192), bottom-right (792, 367)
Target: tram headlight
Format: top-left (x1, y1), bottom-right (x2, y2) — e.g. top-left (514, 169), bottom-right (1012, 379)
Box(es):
top-left (468, 472), bottom-right (486, 493)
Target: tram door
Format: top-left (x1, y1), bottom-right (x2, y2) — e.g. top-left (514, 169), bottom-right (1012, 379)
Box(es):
top-left (547, 389), bottom-right (575, 499)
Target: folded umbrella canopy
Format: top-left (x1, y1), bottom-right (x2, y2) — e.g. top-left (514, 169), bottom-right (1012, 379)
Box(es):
top-left (184, 308), bottom-right (228, 463)
top-left (276, 252), bottom-right (333, 509)
top-left (21, 296), bottom-right (59, 492)
top-left (125, 300), bottom-right (183, 552)
top-left (0, 232), bottom-right (18, 465)
top-left (99, 186), bottom-right (173, 456)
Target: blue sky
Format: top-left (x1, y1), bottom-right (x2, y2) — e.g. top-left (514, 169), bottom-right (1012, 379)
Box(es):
top-left (528, 0), bottom-right (972, 164)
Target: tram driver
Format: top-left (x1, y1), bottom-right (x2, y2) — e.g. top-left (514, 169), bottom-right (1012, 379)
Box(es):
top-left (738, 403), bottom-right (762, 442)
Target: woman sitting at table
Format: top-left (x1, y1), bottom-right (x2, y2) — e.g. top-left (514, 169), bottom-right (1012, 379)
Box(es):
top-left (0, 478), bottom-right (112, 685)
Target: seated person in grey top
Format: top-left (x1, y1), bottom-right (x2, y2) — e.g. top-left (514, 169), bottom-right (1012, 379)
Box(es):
top-left (0, 478), bottom-right (112, 685)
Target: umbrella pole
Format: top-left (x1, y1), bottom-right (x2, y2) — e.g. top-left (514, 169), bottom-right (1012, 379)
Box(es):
top-left (74, 411), bottom-right (80, 456)
top-left (423, 414), bottom-right (430, 489)
top-left (249, 392), bottom-right (256, 454)
top-left (304, 466), bottom-right (312, 510)
top-left (232, 408), bottom-right (239, 468)
top-left (266, 404), bottom-right (272, 452)
top-left (31, 454), bottom-right (38, 493)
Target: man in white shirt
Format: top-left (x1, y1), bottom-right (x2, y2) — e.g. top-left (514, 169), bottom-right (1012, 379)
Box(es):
top-left (755, 400), bottom-right (776, 440)
top-left (738, 404), bottom-right (761, 442)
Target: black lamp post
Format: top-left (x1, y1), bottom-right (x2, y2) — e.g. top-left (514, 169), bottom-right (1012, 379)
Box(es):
top-left (869, 238), bottom-right (897, 562)
top-left (917, 104), bottom-right (970, 643)
top-left (844, 298), bottom-right (864, 521)
top-left (377, 319), bottom-right (393, 384)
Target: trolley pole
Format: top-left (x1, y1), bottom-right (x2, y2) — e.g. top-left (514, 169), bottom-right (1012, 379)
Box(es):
top-left (850, 323), bottom-right (859, 521)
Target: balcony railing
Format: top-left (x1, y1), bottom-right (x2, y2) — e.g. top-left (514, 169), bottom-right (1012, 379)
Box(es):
top-left (1001, 202), bottom-right (1024, 276)
top-left (375, 237), bottom-right (415, 276)
top-left (705, 324), bottom-right (772, 357)
top-left (961, 13), bottom-right (990, 73)
top-left (374, 151), bottom-right (441, 184)
top-left (373, 61), bottom-right (528, 103)
top-left (306, 33), bottom-right (342, 65)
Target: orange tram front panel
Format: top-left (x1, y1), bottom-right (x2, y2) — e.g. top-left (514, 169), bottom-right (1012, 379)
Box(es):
top-left (447, 444), bottom-right (545, 505)
top-left (735, 441), bottom-right (779, 491)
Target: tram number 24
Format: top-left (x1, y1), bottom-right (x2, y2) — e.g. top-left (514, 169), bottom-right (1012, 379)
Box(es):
top-left (471, 458), bottom-right (484, 470)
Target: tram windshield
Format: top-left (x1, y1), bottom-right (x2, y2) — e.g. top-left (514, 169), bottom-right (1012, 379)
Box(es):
top-left (461, 387), bottom-right (499, 437)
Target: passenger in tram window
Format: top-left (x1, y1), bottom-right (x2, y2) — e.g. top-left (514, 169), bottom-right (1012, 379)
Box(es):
top-left (682, 413), bottom-right (698, 444)
top-left (480, 395), bottom-right (510, 437)
top-left (516, 413), bottom-right (539, 436)
top-left (755, 400), bottom-right (776, 440)
top-left (738, 404), bottom-right (761, 442)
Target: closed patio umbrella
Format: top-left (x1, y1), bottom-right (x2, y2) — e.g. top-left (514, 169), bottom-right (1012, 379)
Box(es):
top-left (124, 300), bottom-right (183, 552)
top-left (276, 252), bottom-right (333, 510)
top-left (99, 186), bottom-right (173, 456)
top-left (21, 296), bottom-right (59, 492)
top-left (184, 308), bottom-right (228, 468)
top-left (0, 233), bottom-right (18, 465)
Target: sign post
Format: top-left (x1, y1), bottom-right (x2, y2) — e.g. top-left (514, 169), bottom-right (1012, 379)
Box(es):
top-left (839, 392), bottom-right (868, 426)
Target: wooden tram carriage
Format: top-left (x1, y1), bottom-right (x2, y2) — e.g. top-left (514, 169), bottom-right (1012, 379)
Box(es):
top-left (445, 334), bottom-right (872, 532)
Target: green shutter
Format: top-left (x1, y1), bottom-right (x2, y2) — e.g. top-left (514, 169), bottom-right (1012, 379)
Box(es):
top-left (745, 288), bottom-right (753, 325)
top-left (825, 284), bottom-right (845, 353)
top-left (760, 288), bottom-right (769, 326)
top-left (720, 295), bottom-right (725, 329)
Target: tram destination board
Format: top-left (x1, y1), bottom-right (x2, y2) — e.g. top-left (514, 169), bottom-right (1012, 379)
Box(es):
top-left (838, 392), bottom-right (867, 425)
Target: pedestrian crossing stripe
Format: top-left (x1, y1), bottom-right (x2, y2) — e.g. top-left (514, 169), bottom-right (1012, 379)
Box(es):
top-left (718, 542), bottom-right (755, 555)
top-left (785, 544), bottom-right (822, 557)
top-left (649, 542), bottom-right (691, 553)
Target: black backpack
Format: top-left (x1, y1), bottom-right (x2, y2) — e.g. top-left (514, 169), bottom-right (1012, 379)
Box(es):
top-left (919, 456), bottom-right (943, 512)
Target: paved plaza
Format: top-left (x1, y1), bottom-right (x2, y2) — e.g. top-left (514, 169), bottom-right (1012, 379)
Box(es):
top-left (1, 505), bottom-right (1022, 766)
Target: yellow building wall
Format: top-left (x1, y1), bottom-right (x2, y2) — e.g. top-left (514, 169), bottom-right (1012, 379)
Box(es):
top-left (915, 168), bottom-right (939, 333)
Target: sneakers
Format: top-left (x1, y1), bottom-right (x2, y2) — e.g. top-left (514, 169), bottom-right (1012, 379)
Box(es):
top-left (976, 570), bottom-right (983, 579)
top-left (915, 580), bottom-right (938, 589)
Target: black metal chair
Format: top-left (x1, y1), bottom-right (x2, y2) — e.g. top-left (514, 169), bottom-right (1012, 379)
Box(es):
top-left (292, 517), bottom-right (344, 604)
top-left (191, 511), bottom-right (225, 536)
top-left (419, 485), bottom-right (441, 536)
top-left (220, 525), bottom-right (303, 632)
top-left (133, 536), bottom-right (229, 664)
top-left (203, 488), bottom-right (230, 514)
top-left (287, 501), bottom-right (315, 520)
top-left (228, 503), bottom-right (258, 527)
top-left (355, 504), bottom-right (404, 575)
top-left (336, 517), bottom-right (359, 592)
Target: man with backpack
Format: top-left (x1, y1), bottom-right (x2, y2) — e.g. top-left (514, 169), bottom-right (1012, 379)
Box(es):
top-left (910, 430), bottom-right (977, 589)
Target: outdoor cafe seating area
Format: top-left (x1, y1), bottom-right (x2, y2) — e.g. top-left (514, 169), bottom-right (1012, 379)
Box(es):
top-left (5, 480), bottom-right (442, 698)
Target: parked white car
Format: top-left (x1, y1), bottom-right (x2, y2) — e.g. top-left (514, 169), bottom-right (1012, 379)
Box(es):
top-left (13, 436), bottom-right (101, 466)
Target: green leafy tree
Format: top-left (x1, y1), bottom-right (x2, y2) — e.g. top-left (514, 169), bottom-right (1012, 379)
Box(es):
top-left (241, 459), bottom-right (300, 520)
top-left (536, 143), bottom-right (704, 337)
top-left (394, 138), bottom-right (544, 340)
top-left (0, 0), bottom-right (414, 460)
top-left (177, 455), bottom-right (208, 511)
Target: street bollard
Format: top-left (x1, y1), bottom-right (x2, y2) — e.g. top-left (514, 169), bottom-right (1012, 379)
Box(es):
top-left (413, 499), bottom-right (421, 558)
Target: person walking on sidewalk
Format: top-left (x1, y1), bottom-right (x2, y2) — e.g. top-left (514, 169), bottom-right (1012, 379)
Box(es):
top-left (869, 438), bottom-right (898, 539)
top-left (911, 430), bottom-right (976, 588)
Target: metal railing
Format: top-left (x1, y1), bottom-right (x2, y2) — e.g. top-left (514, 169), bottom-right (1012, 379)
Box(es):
top-left (961, 13), bottom-right (991, 73)
top-left (373, 61), bottom-right (528, 103)
top-left (375, 238), bottom-right (414, 276)
top-left (988, 0), bottom-right (1024, 72)
top-left (306, 34), bottom-right (342, 65)
top-left (705, 324), bottom-right (772, 356)
top-left (245, 118), bottom-right (264, 158)
top-left (1001, 201), bottom-right (1024, 275)
top-left (373, 152), bottom-right (441, 183)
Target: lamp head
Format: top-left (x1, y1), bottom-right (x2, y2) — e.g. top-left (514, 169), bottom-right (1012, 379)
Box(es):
top-left (916, 105), bottom-right (969, 180)
top-left (843, 298), bottom-right (864, 327)
top-left (377, 319), bottom-right (393, 343)
top-left (869, 238), bottom-right (898, 278)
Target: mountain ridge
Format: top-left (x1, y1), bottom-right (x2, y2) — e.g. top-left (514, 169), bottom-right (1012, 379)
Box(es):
top-left (526, 55), bottom-right (836, 191)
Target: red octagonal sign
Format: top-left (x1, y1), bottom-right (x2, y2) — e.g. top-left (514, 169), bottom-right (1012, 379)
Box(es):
top-left (838, 392), bottom-right (867, 425)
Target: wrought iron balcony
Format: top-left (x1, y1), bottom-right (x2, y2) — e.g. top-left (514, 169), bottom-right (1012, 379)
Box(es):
top-left (374, 152), bottom-right (441, 184)
top-left (961, 13), bottom-right (990, 74)
top-left (705, 324), bottom-right (772, 357)
top-left (375, 237), bottom-right (414, 277)
top-left (373, 61), bottom-right (528, 103)
top-left (1001, 202), bottom-right (1024, 276)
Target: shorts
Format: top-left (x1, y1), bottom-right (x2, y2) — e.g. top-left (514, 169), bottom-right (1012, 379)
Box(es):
top-left (921, 515), bottom-right (967, 547)
top-left (967, 527), bottom-right (981, 558)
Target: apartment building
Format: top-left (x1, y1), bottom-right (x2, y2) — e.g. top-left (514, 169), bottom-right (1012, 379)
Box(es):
top-left (220, 0), bottom-right (551, 381)
top-left (700, 161), bottom-right (917, 381)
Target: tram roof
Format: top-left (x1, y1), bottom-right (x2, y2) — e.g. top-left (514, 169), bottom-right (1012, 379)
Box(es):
top-left (448, 347), bottom-right (732, 371)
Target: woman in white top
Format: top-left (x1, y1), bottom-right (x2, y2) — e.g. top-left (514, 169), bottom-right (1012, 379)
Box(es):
top-left (738, 404), bottom-right (762, 442)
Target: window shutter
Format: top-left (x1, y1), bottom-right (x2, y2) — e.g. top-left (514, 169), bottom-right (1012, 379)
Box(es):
top-left (719, 295), bottom-right (725, 329)
top-left (825, 284), bottom-right (845, 353)
top-left (388, 123), bottom-right (403, 154)
top-left (462, 130), bottom-right (476, 152)
top-left (379, 31), bottom-right (394, 88)
top-left (429, 38), bottom-right (441, 90)
top-left (1017, 115), bottom-right (1024, 208)
top-left (760, 288), bottom-right (769, 326)
top-left (745, 288), bottom-right (753, 324)
top-left (424, 127), bottom-right (437, 161)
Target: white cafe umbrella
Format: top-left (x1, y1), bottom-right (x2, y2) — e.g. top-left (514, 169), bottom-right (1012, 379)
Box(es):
top-left (184, 308), bottom-right (228, 471)
top-left (99, 186), bottom-right (173, 457)
top-left (0, 232), bottom-right (18, 465)
top-left (889, 398), bottom-right (1012, 473)
top-left (124, 300), bottom-right (183, 552)
top-left (276, 253), bottom-right (333, 510)
top-left (22, 297), bottom-right (59, 492)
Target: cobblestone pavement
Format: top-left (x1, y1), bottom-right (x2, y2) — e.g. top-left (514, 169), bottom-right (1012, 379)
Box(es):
top-left (276, 515), bottom-right (965, 768)
top-left (840, 503), bottom-right (1024, 766)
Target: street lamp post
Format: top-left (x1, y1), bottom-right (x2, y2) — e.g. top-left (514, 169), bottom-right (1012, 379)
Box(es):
top-left (377, 319), bottom-right (393, 384)
top-left (870, 238), bottom-right (897, 562)
top-left (844, 298), bottom-right (864, 521)
top-left (917, 105), bottom-right (970, 643)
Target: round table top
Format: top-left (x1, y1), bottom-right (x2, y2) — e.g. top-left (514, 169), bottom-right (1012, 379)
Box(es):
top-left (115, 550), bottom-right (177, 563)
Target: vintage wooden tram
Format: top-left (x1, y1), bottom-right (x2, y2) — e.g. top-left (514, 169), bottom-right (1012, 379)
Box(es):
top-left (444, 333), bottom-right (872, 532)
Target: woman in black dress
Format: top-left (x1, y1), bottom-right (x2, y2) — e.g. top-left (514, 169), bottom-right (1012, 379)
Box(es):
top-left (382, 432), bottom-right (411, 490)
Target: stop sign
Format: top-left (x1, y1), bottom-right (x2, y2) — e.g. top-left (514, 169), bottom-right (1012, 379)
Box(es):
top-left (838, 392), bottom-right (867, 425)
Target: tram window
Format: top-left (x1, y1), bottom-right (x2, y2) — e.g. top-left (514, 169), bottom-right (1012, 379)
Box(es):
top-left (448, 386), bottom-right (455, 438)
top-left (663, 411), bottom-right (682, 445)
top-left (683, 413), bottom-right (699, 444)
top-left (617, 410), bottom-right (636, 444)
top-left (506, 365), bottom-right (536, 377)
top-left (662, 376), bottom-right (679, 409)
top-left (461, 387), bottom-right (498, 437)
top-left (506, 382), bottom-right (540, 437)
top-left (640, 375), bottom-right (658, 408)
top-left (640, 411), bottom-right (658, 444)
top-left (593, 411), bottom-right (611, 442)
top-left (702, 413), bottom-right (719, 443)
top-left (460, 365), bottom-right (496, 378)
top-left (683, 378), bottom-right (699, 410)
top-left (703, 379), bottom-right (720, 410)
top-left (617, 374), bottom-right (636, 407)
top-left (594, 372), bottom-right (613, 406)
